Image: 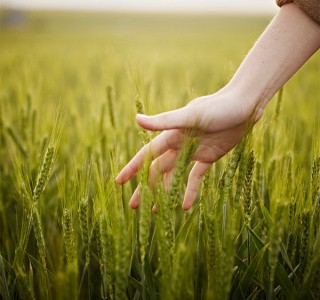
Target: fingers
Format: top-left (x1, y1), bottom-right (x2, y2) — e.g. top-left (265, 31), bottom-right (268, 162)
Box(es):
top-left (152, 204), bottom-right (158, 213)
top-left (116, 130), bottom-right (182, 184)
top-left (131, 161), bottom-right (210, 211)
top-left (182, 162), bottom-right (211, 211)
top-left (117, 105), bottom-right (200, 184)
top-left (149, 150), bottom-right (178, 187)
top-left (163, 168), bottom-right (174, 192)
top-left (129, 184), bottom-right (140, 209)
top-left (128, 150), bottom-right (177, 209)
top-left (136, 106), bottom-right (193, 131)
top-left (152, 167), bottom-right (174, 213)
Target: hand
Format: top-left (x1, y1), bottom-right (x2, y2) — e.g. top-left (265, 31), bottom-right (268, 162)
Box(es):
top-left (116, 3), bottom-right (320, 211)
top-left (116, 88), bottom-right (262, 210)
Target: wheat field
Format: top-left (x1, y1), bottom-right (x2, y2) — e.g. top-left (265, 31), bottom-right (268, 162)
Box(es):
top-left (0, 10), bottom-right (320, 299)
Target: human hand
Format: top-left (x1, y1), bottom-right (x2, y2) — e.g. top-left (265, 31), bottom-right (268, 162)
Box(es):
top-left (116, 2), bottom-right (320, 211)
top-left (116, 88), bottom-right (262, 210)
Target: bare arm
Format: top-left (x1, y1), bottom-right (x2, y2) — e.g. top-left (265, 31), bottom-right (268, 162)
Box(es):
top-left (227, 3), bottom-right (320, 113)
top-left (116, 3), bottom-right (320, 210)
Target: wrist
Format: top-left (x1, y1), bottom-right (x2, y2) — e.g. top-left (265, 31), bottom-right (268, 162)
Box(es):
top-left (222, 3), bottom-right (320, 125)
top-left (222, 82), bottom-right (266, 124)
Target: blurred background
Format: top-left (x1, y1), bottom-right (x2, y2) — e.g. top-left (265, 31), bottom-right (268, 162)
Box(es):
top-left (0, 0), bottom-right (285, 137)
top-left (0, 0), bottom-right (278, 94)
top-left (0, 0), bottom-right (287, 172)
top-left (2, 0), bottom-right (278, 14)
top-left (2, 3), bottom-right (320, 300)
top-left (0, 0), bottom-right (278, 36)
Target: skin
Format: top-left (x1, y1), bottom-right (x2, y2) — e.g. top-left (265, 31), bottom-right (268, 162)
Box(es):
top-left (116, 3), bottom-right (320, 211)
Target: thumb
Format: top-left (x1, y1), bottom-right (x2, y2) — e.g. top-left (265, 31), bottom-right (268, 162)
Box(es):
top-left (136, 107), bottom-right (192, 131)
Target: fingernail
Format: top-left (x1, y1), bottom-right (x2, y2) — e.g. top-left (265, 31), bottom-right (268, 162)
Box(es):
top-left (129, 201), bottom-right (139, 209)
top-left (152, 205), bottom-right (158, 213)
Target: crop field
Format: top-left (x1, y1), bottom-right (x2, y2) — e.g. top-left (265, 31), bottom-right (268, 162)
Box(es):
top-left (0, 10), bottom-right (320, 300)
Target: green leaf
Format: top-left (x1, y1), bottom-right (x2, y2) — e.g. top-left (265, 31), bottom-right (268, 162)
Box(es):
top-left (234, 255), bottom-right (248, 272)
top-left (0, 255), bottom-right (11, 300)
top-left (129, 276), bottom-right (143, 294)
top-left (175, 201), bottom-right (199, 245)
top-left (274, 263), bottom-right (297, 299)
top-left (27, 254), bottom-right (47, 274)
top-left (261, 206), bottom-right (273, 227)
top-left (233, 245), bottom-right (268, 298)
top-left (274, 264), bottom-right (299, 295)
top-left (298, 226), bottom-right (320, 299)
top-left (143, 254), bottom-right (158, 300)
top-left (148, 221), bottom-right (157, 261)
top-left (248, 227), bottom-right (265, 252)
top-left (236, 220), bottom-right (264, 257)
top-left (129, 213), bottom-right (138, 272)
top-left (247, 228), bottom-right (297, 298)
top-left (133, 291), bottom-right (141, 300)
top-left (258, 207), bottom-right (294, 272)
top-left (247, 287), bottom-right (263, 300)
top-left (279, 242), bottom-right (294, 272)
top-left (131, 253), bottom-right (142, 280)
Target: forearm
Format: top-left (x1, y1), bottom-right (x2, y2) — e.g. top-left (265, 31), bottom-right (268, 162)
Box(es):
top-left (226, 3), bottom-right (320, 111)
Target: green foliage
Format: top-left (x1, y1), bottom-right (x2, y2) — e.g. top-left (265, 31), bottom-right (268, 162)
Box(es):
top-left (1, 10), bottom-right (319, 300)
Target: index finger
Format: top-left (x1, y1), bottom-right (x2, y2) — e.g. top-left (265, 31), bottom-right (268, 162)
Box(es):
top-left (115, 129), bottom-right (183, 184)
